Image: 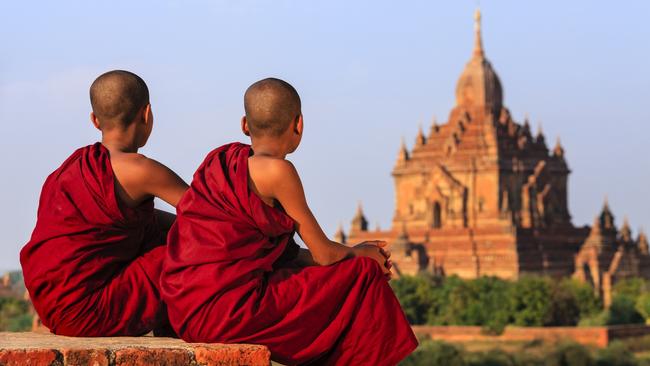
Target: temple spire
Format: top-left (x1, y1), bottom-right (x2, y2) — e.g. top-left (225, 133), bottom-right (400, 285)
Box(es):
top-left (430, 116), bottom-right (439, 135)
top-left (351, 201), bottom-right (368, 232)
top-left (536, 122), bottom-right (546, 145)
top-left (396, 137), bottom-right (409, 164)
top-left (334, 222), bottom-right (346, 244)
top-left (638, 228), bottom-right (649, 255)
top-left (599, 196), bottom-right (615, 231)
top-left (473, 8), bottom-right (484, 57)
top-left (553, 137), bottom-right (564, 157)
top-left (415, 124), bottom-right (426, 146)
top-left (620, 216), bottom-right (632, 243)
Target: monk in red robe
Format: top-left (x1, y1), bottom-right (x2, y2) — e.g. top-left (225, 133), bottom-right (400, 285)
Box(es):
top-left (161, 78), bottom-right (417, 365)
top-left (21, 70), bottom-right (188, 336)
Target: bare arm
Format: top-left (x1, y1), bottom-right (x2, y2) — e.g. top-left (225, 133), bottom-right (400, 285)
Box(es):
top-left (250, 158), bottom-right (389, 273)
top-left (112, 154), bottom-right (189, 208)
top-left (139, 158), bottom-right (188, 207)
top-left (269, 161), bottom-right (351, 265)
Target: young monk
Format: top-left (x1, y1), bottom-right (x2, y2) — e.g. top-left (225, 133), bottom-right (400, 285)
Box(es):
top-left (20, 70), bottom-right (188, 337)
top-left (161, 78), bottom-right (418, 365)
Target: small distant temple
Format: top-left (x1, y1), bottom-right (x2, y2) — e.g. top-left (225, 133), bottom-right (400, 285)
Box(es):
top-left (338, 10), bottom-right (649, 305)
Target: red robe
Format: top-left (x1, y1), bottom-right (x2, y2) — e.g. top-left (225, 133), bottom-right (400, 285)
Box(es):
top-left (161, 142), bottom-right (417, 365)
top-left (21, 143), bottom-right (168, 336)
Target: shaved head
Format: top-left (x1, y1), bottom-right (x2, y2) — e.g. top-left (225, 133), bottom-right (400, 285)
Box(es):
top-left (244, 78), bottom-right (301, 137)
top-left (90, 70), bottom-right (149, 129)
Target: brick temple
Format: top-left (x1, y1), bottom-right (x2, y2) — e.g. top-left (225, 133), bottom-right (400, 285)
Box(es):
top-left (336, 10), bottom-right (649, 303)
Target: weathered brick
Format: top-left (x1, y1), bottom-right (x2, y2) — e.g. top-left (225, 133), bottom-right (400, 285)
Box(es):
top-left (0, 349), bottom-right (60, 366)
top-left (114, 348), bottom-right (192, 366)
top-left (194, 345), bottom-right (271, 366)
top-left (0, 332), bottom-right (271, 366)
top-left (60, 349), bottom-right (109, 366)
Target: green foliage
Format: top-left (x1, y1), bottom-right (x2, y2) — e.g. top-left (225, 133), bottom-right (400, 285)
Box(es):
top-left (560, 278), bottom-right (602, 317)
top-left (399, 339), bottom-right (648, 366)
top-left (440, 277), bottom-right (511, 334)
top-left (578, 311), bottom-right (609, 327)
top-left (595, 341), bottom-right (637, 366)
top-left (466, 349), bottom-right (516, 366)
top-left (546, 281), bottom-right (581, 326)
top-left (426, 275), bottom-right (462, 325)
top-left (392, 274), bottom-right (650, 332)
top-left (636, 293), bottom-right (650, 322)
top-left (608, 295), bottom-right (645, 326)
top-left (509, 276), bottom-right (552, 326)
top-left (0, 297), bottom-right (32, 331)
top-left (545, 342), bottom-right (594, 366)
top-left (613, 278), bottom-right (649, 300)
top-left (391, 275), bottom-right (435, 324)
top-left (399, 340), bottom-right (466, 366)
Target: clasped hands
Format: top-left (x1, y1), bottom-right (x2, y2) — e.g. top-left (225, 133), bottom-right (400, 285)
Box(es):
top-left (352, 240), bottom-right (393, 280)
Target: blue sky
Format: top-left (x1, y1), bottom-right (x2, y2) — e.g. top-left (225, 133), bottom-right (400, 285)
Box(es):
top-left (0, 1), bottom-right (648, 270)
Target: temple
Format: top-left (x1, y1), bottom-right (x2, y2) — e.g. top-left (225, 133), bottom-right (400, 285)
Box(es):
top-left (340, 10), bottom-right (649, 305)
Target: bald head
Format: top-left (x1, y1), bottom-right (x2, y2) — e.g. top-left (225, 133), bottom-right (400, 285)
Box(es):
top-left (244, 78), bottom-right (301, 137)
top-left (90, 70), bottom-right (149, 129)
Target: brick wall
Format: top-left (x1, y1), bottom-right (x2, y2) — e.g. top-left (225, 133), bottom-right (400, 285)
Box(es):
top-left (412, 325), bottom-right (650, 348)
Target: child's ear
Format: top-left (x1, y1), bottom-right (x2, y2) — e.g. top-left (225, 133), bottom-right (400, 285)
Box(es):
top-left (90, 112), bottom-right (101, 130)
top-left (295, 114), bottom-right (303, 136)
top-left (143, 104), bottom-right (153, 125)
top-left (241, 116), bottom-right (251, 136)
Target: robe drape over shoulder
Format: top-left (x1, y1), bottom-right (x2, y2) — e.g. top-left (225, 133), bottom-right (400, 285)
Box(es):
top-left (21, 143), bottom-right (168, 336)
top-left (161, 142), bottom-right (417, 365)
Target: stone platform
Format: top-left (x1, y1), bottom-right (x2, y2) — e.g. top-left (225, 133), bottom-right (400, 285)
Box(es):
top-left (0, 332), bottom-right (271, 366)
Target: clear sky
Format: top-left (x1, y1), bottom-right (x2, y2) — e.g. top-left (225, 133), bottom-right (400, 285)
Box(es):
top-left (0, 1), bottom-right (648, 271)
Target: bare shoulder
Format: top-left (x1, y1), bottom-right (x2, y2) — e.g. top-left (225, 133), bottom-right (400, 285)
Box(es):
top-left (111, 152), bottom-right (160, 177)
top-left (110, 152), bottom-right (187, 207)
top-left (248, 156), bottom-right (297, 182)
top-left (248, 156), bottom-right (301, 201)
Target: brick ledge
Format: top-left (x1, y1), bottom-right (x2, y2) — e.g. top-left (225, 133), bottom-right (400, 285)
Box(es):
top-left (0, 332), bottom-right (270, 366)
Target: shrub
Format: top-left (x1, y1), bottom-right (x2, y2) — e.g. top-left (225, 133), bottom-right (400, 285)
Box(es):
top-left (595, 341), bottom-right (637, 366)
top-left (608, 295), bottom-right (645, 326)
top-left (545, 342), bottom-right (594, 366)
top-left (509, 276), bottom-right (552, 326)
top-left (0, 297), bottom-right (32, 331)
top-left (636, 293), bottom-right (650, 322)
top-left (399, 340), bottom-right (466, 366)
top-left (391, 275), bottom-right (435, 324)
top-left (426, 275), bottom-right (463, 325)
top-left (613, 278), bottom-right (648, 300)
top-left (546, 282), bottom-right (581, 326)
top-left (560, 278), bottom-right (602, 317)
top-left (438, 276), bottom-right (511, 334)
top-left (578, 311), bottom-right (609, 327)
top-left (466, 348), bottom-right (516, 366)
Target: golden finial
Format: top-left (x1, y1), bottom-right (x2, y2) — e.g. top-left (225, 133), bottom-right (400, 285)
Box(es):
top-left (473, 8), bottom-right (484, 57)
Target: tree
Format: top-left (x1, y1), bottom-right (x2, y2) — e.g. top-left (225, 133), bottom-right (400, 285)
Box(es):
top-left (0, 297), bottom-right (32, 331)
top-left (607, 295), bottom-right (644, 325)
top-left (635, 292), bottom-right (650, 323)
top-left (391, 275), bottom-right (435, 325)
top-left (546, 282), bottom-right (581, 326)
top-left (509, 276), bottom-right (552, 326)
top-left (559, 278), bottom-right (602, 317)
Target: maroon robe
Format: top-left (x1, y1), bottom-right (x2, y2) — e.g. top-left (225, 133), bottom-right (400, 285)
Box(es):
top-left (161, 142), bottom-right (417, 365)
top-left (21, 143), bottom-right (168, 336)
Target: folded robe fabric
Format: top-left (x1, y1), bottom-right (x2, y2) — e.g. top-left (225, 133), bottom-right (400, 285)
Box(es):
top-left (21, 143), bottom-right (168, 336)
top-left (161, 142), bottom-right (418, 365)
